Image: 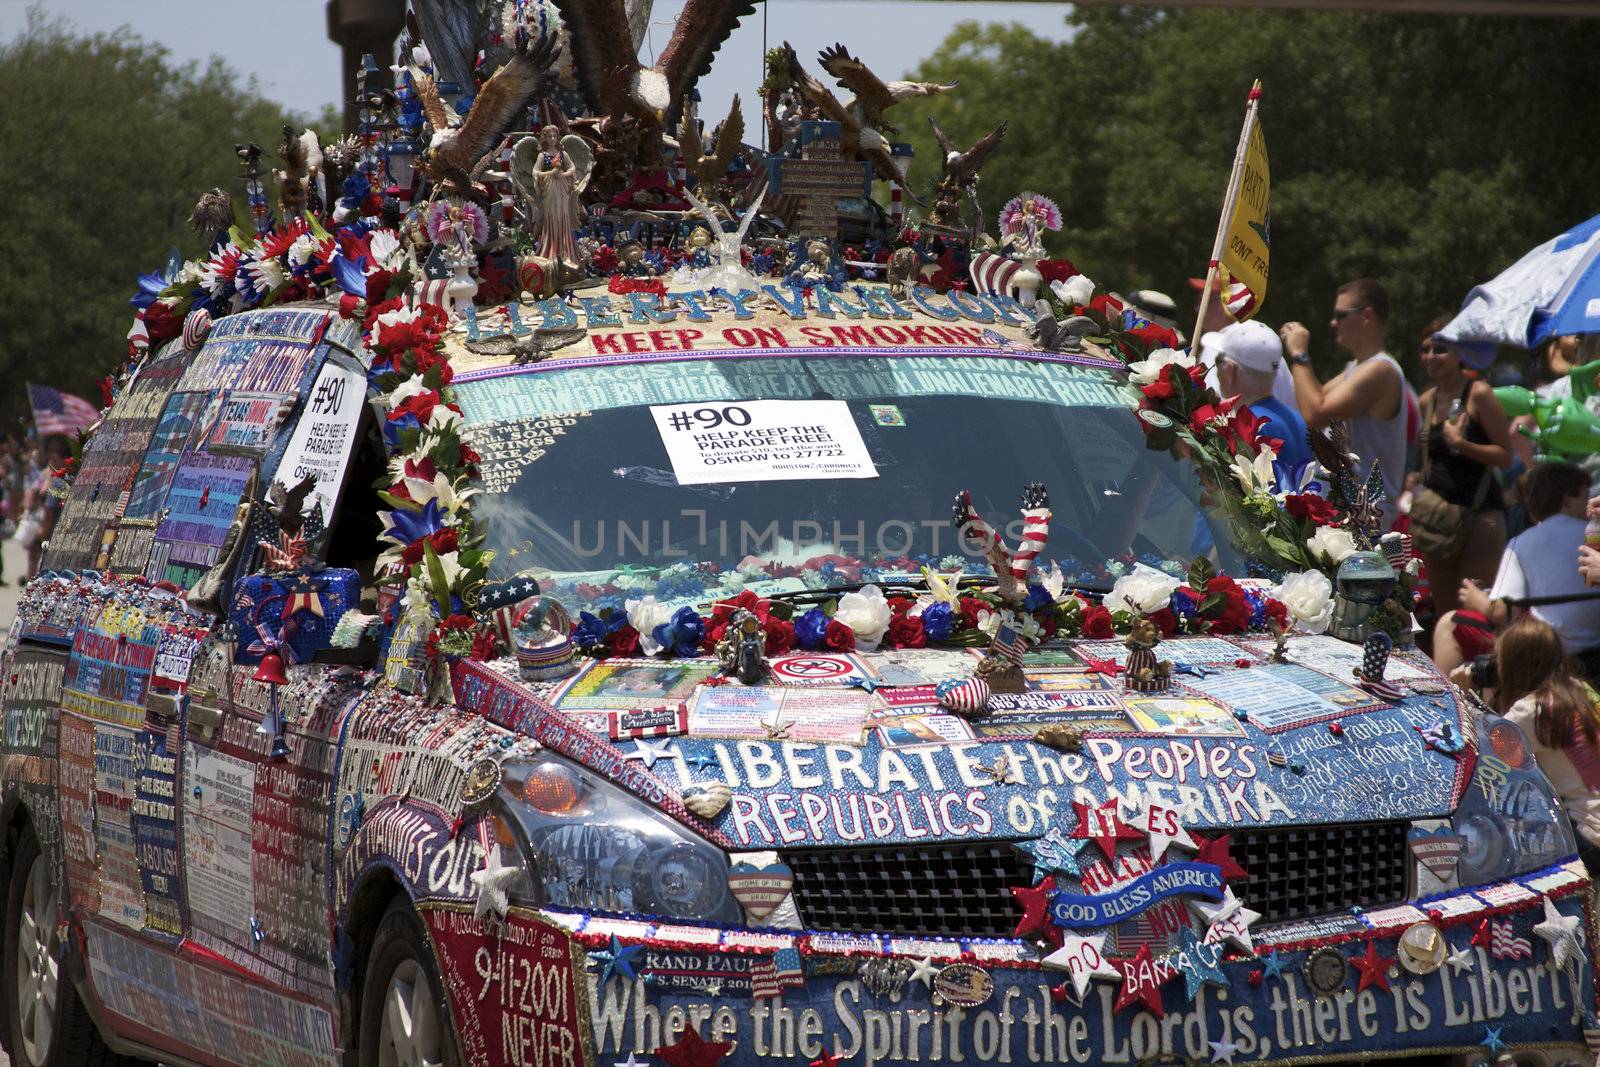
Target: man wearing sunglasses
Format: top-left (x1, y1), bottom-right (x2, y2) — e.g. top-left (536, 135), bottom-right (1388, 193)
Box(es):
top-left (1280, 278), bottom-right (1410, 527)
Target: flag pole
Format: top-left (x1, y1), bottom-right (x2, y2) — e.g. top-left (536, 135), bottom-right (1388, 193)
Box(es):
top-left (1191, 79), bottom-right (1263, 351)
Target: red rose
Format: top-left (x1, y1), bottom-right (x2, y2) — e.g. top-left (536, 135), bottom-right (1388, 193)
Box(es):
top-left (823, 619), bottom-right (856, 652)
top-left (887, 613), bottom-right (926, 649)
top-left (389, 389), bottom-right (440, 425)
top-left (400, 527), bottom-right (459, 567)
top-left (1203, 576), bottom-right (1251, 634)
top-left (764, 618), bottom-right (796, 655)
top-left (1130, 322), bottom-right (1180, 349)
top-left (713, 590), bottom-right (769, 626)
top-left (959, 596), bottom-right (986, 630)
top-left (1081, 604), bottom-right (1114, 639)
top-left (1037, 258), bottom-right (1079, 284)
top-left (702, 622), bottom-right (727, 654)
top-left (1284, 494), bottom-right (1341, 525)
top-left (887, 596), bottom-right (915, 616)
top-left (1038, 613), bottom-right (1059, 639)
top-left (1088, 293), bottom-right (1125, 318)
top-left (470, 630), bottom-right (499, 660)
top-left (143, 303), bottom-right (182, 344)
top-left (1148, 608), bottom-right (1178, 639)
top-left (458, 443), bottom-right (481, 465)
top-left (1265, 598), bottom-right (1289, 628)
top-left (607, 625), bottom-right (641, 657)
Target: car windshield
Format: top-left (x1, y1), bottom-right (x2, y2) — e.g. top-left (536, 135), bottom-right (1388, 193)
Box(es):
top-left (452, 354), bottom-right (1239, 612)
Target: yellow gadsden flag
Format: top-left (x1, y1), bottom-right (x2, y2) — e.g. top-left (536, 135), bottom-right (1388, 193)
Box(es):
top-left (1219, 107), bottom-right (1269, 320)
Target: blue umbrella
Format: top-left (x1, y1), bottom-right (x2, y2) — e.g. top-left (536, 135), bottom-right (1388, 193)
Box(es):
top-left (1438, 212), bottom-right (1600, 349)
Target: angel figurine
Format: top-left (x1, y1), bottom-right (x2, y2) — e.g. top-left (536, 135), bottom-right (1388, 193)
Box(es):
top-left (511, 126), bottom-right (593, 269)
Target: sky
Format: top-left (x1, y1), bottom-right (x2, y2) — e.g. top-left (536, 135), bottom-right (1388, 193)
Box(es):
top-left (0, 0), bottom-right (1074, 118)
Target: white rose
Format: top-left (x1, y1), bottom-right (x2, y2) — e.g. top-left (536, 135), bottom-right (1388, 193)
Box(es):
top-left (1305, 525), bottom-right (1358, 566)
top-left (1126, 347), bottom-right (1196, 386)
top-left (834, 585), bottom-right (892, 650)
top-left (1273, 569), bottom-right (1335, 634)
top-left (1106, 564), bottom-right (1181, 615)
top-left (626, 596), bottom-right (674, 655)
top-left (1050, 273), bottom-right (1095, 307)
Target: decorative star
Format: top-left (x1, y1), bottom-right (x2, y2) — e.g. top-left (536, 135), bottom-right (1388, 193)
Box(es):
top-left (626, 737), bottom-right (679, 769)
top-left (470, 845), bottom-right (520, 921)
top-left (910, 956), bottom-right (940, 988)
top-left (1348, 940), bottom-right (1394, 994)
top-left (593, 935), bottom-right (643, 990)
top-left (1481, 1025), bottom-right (1505, 1056)
top-left (1260, 950), bottom-right (1289, 981)
top-left (1041, 932), bottom-right (1121, 1000)
top-left (1011, 875), bottom-right (1057, 938)
top-left (1014, 828), bottom-right (1086, 880)
top-left (1080, 655), bottom-right (1125, 677)
top-left (1192, 834), bottom-right (1249, 880)
top-left (1533, 895), bottom-right (1584, 975)
top-left (681, 750), bottom-right (721, 772)
top-left (615, 1054), bottom-right (647, 1067)
top-left (1209, 1036), bottom-right (1240, 1065)
top-left (1174, 662), bottom-right (1214, 679)
top-left (1168, 927), bottom-right (1228, 1001)
top-left (1138, 797), bottom-right (1197, 863)
top-left (1192, 888), bottom-right (1262, 954)
top-left (1113, 945), bottom-right (1173, 1018)
top-left (1446, 944), bottom-right (1475, 976)
top-left (978, 753), bottom-right (1024, 785)
top-left (845, 675), bottom-right (881, 693)
top-left (810, 1051), bottom-right (847, 1067)
top-left (655, 1026), bottom-right (733, 1067)
top-left (702, 980), bottom-right (722, 997)
top-left (1071, 799), bottom-right (1142, 861)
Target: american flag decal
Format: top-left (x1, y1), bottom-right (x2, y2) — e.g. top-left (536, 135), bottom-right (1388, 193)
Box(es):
top-left (1489, 920), bottom-right (1532, 960)
top-left (751, 947), bottom-right (805, 999)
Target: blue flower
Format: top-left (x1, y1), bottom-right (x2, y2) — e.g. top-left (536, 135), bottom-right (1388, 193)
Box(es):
top-left (379, 498), bottom-right (445, 546)
top-left (382, 412), bottom-right (421, 449)
top-left (653, 606), bottom-right (706, 658)
top-left (340, 172), bottom-right (371, 208)
top-left (332, 254), bottom-right (370, 298)
top-left (922, 602), bottom-right (955, 642)
top-left (1244, 588), bottom-right (1268, 629)
top-left (1171, 587), bottom-right (1198, 621)
top-left (796, 607), bottom-right (830, 649)
top-left (593, 594), bottom-right (624, 615)
top-left (572, 612), bottom-right (608, 651)
top-left (1024, 584), bottom-right (1053, 613)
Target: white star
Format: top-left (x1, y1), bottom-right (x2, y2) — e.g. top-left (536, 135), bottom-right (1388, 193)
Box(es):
top-left (1446, 944), bottom-right (1475, 975)
top-left (614, 1054), bottom-right (647, 1067)
top-left (703, 980), bottom-right (723, 996)
top-left (910, 956), bottom-right (940, 988)
top-left (1533, 895), bottom-right (1584, 975)
top-left (625, 737), bottom-right (679, 769)
top-left (1209, 1036), bottom-right (1240, 1065)
top-left (470, 845), bottom-right (521, 922)
top-left (1191, 888), bottom-right (1261, 954)
top-left (1041, 932), bottom-right (1121, 999)
top-left (1137, 795), bottom-right (1196, 863)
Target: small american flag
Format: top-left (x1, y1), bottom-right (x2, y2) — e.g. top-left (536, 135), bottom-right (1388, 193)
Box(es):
top-left (1489, 920), bottom-right (1532, 960)
top-left (991, 619), bottom-right (1027, 666)
top-left (750, 947), bottom-right (805, 999)
top-left (27, 383), bottom-right (99, 437)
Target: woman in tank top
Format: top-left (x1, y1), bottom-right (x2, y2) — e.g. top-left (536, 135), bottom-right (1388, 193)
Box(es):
top-left (1416, 315), bottom-right (1512, 615)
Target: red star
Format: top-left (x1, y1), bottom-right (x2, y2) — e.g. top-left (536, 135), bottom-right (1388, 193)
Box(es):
top-left (657, 1027), bottom-right (733, 1067)
top-left (810, 1051), bottom-right (849, 1067)
top-left (1010, 875), bottom-right (1056, 938)
top-left (1349, 940), bottom-right (1393, 994)
top-left (1114, 945), bottom-right (1173, 1018)
top-left (1470, 918), bottom-right (1492, 949)
top-left (476, 254), bottom-right (513, 302)
top-left (1192, 834), bottom-right (1249, 880)
top-left (1072, 800), bottom-right (1141, 861)
top-left (1080, 655), bottom-right (1125, 676)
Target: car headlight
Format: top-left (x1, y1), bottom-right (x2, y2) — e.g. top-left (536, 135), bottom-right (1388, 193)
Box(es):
top-left (1452, 714), bottom-right (1577, 886)
top-left (497, 753), bottom-right (740, 924)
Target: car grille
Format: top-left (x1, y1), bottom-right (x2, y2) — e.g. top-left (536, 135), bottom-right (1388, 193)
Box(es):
top-left (783, 822), bottom-right (1411, 939)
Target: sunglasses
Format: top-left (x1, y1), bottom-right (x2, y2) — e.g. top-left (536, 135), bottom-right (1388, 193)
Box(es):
top-left (1331, 306), bottom-right (1369, 321)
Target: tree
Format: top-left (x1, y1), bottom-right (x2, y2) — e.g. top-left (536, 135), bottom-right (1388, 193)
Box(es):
top-left (0, 14), bottom-right (321, 432)
top-left (892, 7), bottom-right (1600, 377)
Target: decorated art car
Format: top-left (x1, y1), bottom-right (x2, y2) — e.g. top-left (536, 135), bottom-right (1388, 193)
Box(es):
top-left (3, 5), bottom-right (1598, 1067)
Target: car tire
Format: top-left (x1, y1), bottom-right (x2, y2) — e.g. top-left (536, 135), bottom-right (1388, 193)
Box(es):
top-left (2, 827), bottom-right (127, 1067)
top-left (358, 898), bottom-right (460, 1067)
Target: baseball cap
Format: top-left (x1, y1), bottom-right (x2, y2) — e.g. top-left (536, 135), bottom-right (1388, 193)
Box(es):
top-left (1211, 320), bottom-right (1282, 373)
top-left (1453, 340), bottom-right (1498, 371)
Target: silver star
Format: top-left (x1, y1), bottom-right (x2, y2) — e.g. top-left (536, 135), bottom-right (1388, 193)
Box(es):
top-left (1446, 944), bottom-right (1474, 975)
top-left (1533, 895), bottom-right (1584, 975)
top-left (910, 956), bottom-right (940, 988)
top-left (470, 844), bottom-right (520, 921)
top-left (625, 737), bottom-right (679, 769)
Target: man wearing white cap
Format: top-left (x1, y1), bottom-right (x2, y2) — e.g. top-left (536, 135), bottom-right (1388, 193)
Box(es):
top-left (1203, 320), bottom-right (1312, 474)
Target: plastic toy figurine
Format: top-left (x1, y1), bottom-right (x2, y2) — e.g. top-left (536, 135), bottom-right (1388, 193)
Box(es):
top-left (716, 607), bottom-right (769, 685)
top-left (1123, 617), bottom-right (1172, 693)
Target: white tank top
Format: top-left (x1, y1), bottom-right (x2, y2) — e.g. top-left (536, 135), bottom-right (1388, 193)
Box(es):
top-left (1341, 352), bottom-right (1407, 524)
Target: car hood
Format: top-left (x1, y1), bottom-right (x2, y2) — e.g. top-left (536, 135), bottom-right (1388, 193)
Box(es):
top-left (473, 634), bottom-right (1473, 850)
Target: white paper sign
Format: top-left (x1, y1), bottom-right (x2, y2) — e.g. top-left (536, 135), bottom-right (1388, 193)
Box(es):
top-left (649, 400), bottom-right (878, 484)
top-left (275, 360), bottom-right (366, 526)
